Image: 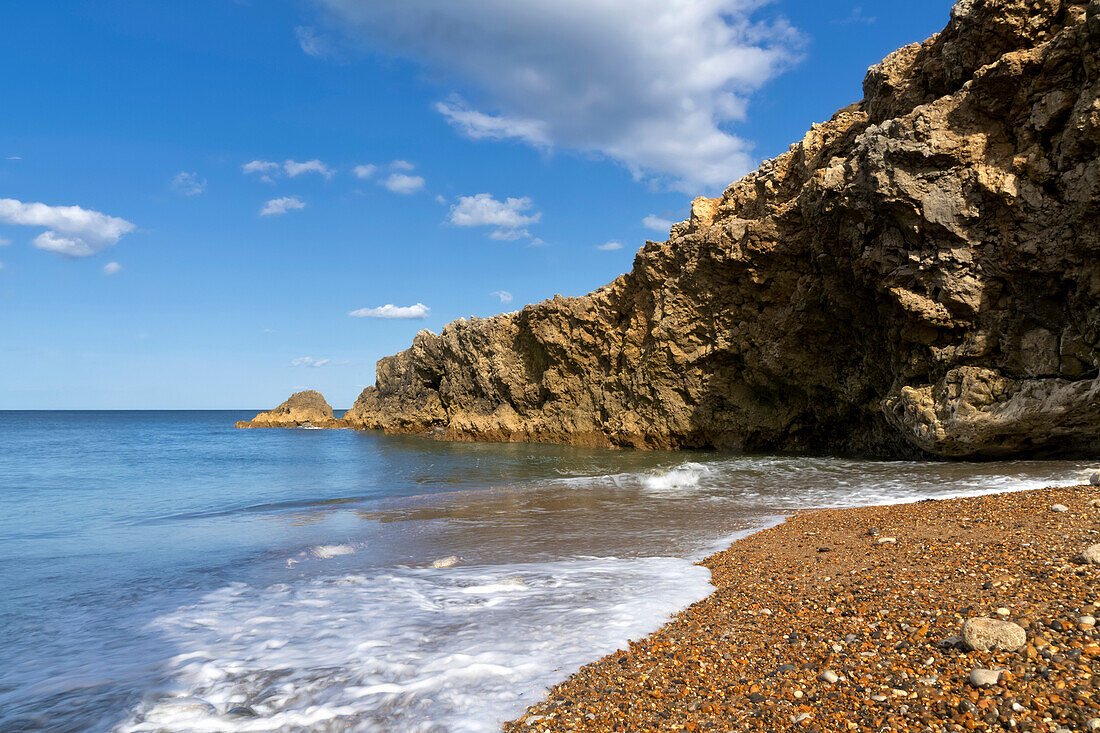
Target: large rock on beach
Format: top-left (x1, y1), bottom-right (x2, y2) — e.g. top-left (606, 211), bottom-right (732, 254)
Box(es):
top-left (275, 0), bottom-right (1100, 458)
top-left (235, 390), bottom-right (344, 429)
top-left (961, 617), bottom-right (1028, 651)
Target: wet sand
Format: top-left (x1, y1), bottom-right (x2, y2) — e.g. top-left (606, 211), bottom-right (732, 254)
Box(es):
top-left (505, 484), bottom-right (1100, 732)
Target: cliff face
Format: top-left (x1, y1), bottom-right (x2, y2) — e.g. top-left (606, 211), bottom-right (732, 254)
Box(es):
top-left (342, 0), bottom-right (1100, 458)
top-left (236, 390), bottom-right (343, 429)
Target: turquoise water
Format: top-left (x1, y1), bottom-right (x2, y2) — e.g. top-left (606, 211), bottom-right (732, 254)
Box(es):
top-left (0, 411), bottom-right (1090, 732)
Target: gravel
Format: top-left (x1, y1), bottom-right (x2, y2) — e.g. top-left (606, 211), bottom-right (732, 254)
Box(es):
top-left (506, 485), bottom-right (1100, 733)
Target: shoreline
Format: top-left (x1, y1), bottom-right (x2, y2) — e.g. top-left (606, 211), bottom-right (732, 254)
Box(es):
top-left (504, 483), bottom-right (1100, 732)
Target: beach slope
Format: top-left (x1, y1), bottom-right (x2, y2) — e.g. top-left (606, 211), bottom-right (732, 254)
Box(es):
top-left (506, 484), bottom-right (1100, 732)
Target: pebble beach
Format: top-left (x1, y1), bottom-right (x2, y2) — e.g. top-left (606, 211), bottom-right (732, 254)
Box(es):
top-left (505, 483), bottom-right (1100, 733)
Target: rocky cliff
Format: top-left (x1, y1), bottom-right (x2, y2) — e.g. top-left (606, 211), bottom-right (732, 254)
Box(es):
top-left (236, 390), bottom-right (343, 429)
top-left (333, 0), bottom-right (1097, 457)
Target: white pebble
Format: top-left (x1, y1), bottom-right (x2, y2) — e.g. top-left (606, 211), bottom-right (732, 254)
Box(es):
top-left (1051, 504), bottom-right (1069, 512)
top-left (969, 668), bottom-right (1003, 688)
top-left (876, 537), bottom-right (897, 544)
top-left (819, 670), bottom-right (839, 684)
top-left (995, 607), bottom-right (1010, 617)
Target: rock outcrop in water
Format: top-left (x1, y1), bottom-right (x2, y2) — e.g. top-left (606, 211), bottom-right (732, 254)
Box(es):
top-left (277, 0), bottom-right (1100, 458)
top-left (236, 390), bottom-right (342, 429)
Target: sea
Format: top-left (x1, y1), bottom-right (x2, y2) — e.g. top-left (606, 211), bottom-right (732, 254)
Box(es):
top-left (0, 410), bottom-right (1092, 732)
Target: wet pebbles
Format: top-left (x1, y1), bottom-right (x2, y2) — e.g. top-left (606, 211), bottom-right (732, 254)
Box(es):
top-left (505, 485), bottom-right (1100, 732)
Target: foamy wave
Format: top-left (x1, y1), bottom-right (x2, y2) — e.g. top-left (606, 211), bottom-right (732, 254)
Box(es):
top-left (640, 462), bottom-right (712, 492)
top-left (551, 456), bottom-right (1086, 510)
top-left (548, 461), bottom-right (716, 495)
top-left (704, 456), bottom-right (1089, 510)
top-left (115, 558), bottom-right (713, 732)
top-left (312, 543), bottom-right (357, 559)
top-left (285, 543), bottom-right (364, 567)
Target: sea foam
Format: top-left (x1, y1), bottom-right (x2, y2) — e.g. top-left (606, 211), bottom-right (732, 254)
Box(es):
top-left (116, 557), bottom-right (713, 732)
top-left (640, 462), bottom-right (712, 492)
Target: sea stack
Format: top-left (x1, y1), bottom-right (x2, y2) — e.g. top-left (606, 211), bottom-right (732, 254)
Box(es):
top-left (235, 390), bottom-right (344, 429)
top-left (265, 0), bottom-right (1100, 458)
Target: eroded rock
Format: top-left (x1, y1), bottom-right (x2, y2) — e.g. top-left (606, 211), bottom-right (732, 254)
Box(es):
top-left (284, 0), bottom-right (1098, 458)
top-left (236, 390), bottom-right (344, 429)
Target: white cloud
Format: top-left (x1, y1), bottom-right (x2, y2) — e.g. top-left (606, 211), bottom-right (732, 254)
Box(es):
top-left (436, 98), bottom-right (549, 146)
top-left (353, 164), bottom-right (377, 179)
top-left (291, 356), bottom-right (331, 367)
top-left (103, 261), bottom-right (122, 275)
top-left (834, 6), bottom-right (875, 25)
top-left (0, 236), bottom-right (9, 246)
top-left (260, 197), bottom-right (306, 216)
top-left (0, 198), bottom-right (136, 258)
top-left (383, 173), bottom-right (425, 194)
top-left (491, 290), bottom-right (513, 303)
top-left (596, 240), bottom-right (624, 251)
top-left (284, 159), bottom-right (334, 178)
top-left (348, 302), bottom-right (430, 319)
top-left (0, 261), bottom-right (4, 270)
top-left (243, 159), bottom-right (333, 180)
top-left (642, 214), bottom-right (675, 232)
top-left (318, 0), bottom-right (802, 192)
top-left (242, 160), bottom-right (279, 175)
top-left (171, 171), bottom-right (206, 196)
top-left (390, 160), bottom-right (416, 171)
top-left (6, 156), bottom-right (21, 161)
top-left (295, 26), bottom-right (329, 57)
top-left (447, 193), bottom-right (540, 240)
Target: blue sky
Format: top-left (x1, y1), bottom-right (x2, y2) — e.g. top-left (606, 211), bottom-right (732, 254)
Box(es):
top-left (0, 0), bottom-right (953, 409)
